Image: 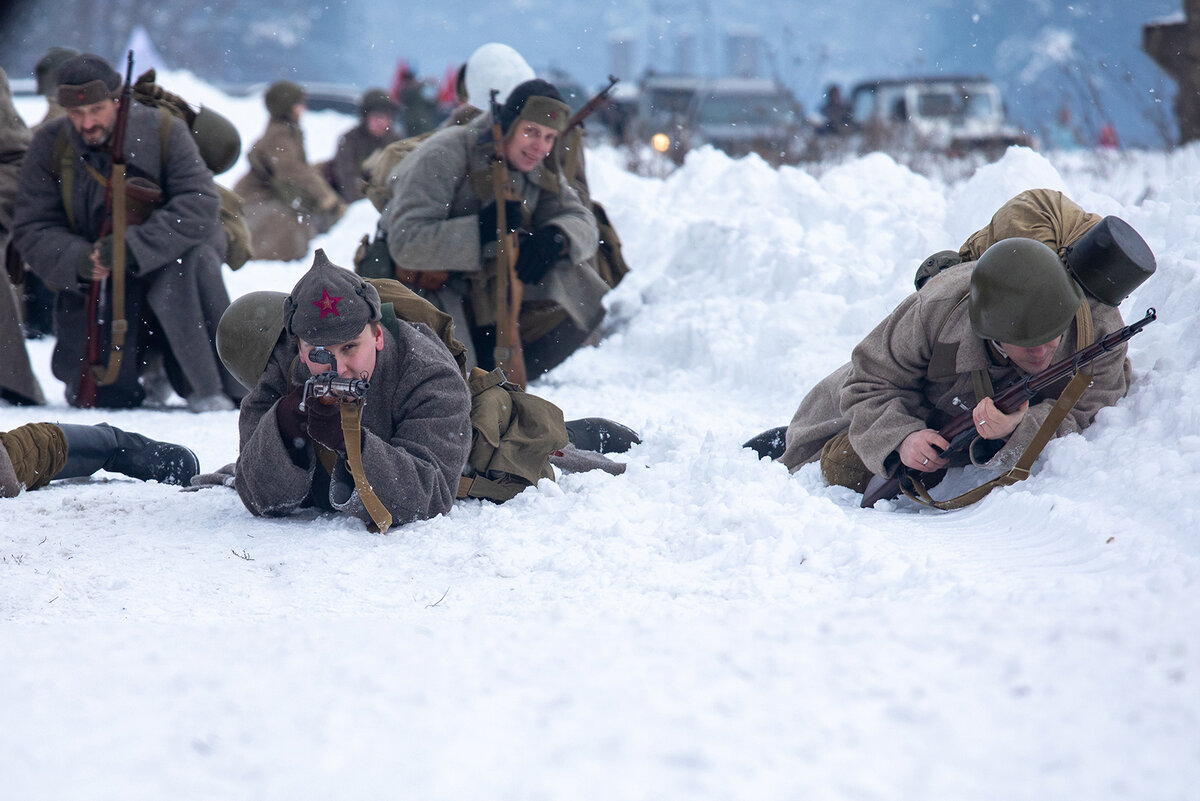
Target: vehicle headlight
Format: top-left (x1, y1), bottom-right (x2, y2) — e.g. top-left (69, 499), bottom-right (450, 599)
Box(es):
top-left (651, 132), bottom-right (671, 152)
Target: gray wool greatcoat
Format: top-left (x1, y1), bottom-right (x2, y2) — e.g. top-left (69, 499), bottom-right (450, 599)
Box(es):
top-left (0, 68), bottom-right (45, 405)
top-left (780, 264), bottom-right (1131, 479)
top-left (381, 113), bottom-right (603, 366)
top-left (13, 101), bottom-right (242, 403)
top-left (235, 321), bottom-right (472, 527)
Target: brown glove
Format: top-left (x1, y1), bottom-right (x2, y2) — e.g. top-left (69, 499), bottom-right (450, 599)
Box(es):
top-left (305, 398), bottom-right (346, 454)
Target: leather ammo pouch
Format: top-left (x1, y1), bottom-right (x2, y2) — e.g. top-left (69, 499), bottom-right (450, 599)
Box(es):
top-left (122, 176), bottom-right (164, 225)
top-left (354, 229), bottom-right (448, 290)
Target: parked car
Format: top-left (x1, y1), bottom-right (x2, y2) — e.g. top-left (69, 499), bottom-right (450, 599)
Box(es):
top-left (634, 73), bottom-right (705, 162)
top-left (848, 75), bottom-right (1033, 156)
top-left (632, 74), bottom-right (807, 164)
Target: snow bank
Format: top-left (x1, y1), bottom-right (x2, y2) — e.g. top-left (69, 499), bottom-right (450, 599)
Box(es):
top-left (3, 79), bottom-right (1197, 800)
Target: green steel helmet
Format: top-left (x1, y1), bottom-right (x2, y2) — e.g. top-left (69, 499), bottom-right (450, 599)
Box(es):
top-left (969, 238), bottom-right (1085, 347)
top-left (264, 80), bottom-right (305, 118)
top-left (1063, 216), bottom-right (1156, 306)
top-left (216, 291), bottom-right (289, 391)
top-left (190, 106), bottom-right (241, 175)
top-left (35, 46), bottom-right (78, 98)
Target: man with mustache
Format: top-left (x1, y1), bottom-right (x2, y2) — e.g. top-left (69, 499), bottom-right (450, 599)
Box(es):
top-left (13, 53), bottom-right (242, 411)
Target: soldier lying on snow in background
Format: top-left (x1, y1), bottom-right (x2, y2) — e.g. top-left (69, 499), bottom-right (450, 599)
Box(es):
top-left (1, 421), bottom-right (198, 497)
top-left (194, 251), bottom-right (639, 533)
top-left (745, 189), bottom-right (1156, 509)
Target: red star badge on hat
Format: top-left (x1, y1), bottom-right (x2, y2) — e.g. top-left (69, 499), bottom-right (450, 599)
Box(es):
top-left (313, 287), bottom-right (342, 319)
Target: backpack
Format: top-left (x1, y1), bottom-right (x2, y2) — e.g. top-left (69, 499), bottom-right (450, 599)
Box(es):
top-left (365, 278), bottom-right (568, 502)
top-left (361, 131), bottom-right (438, 213)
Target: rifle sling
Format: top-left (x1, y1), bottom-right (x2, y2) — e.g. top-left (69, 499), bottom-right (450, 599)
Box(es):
top-left (903, 367), bottom-right (1093, 510)
top-left (339, 401), bottom-right (392, 534)
top-left (58, 108), bottom-right (175, 387)
top-left (904, 297), bottom-right (1096, 510)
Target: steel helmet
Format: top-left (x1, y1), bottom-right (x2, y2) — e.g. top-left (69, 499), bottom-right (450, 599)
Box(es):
top-left (216, 291), bottom-right (289, 391)
top-left (969, 238), bottom-right (1084, 347)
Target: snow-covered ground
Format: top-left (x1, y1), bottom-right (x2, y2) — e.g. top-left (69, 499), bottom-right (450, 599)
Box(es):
top-left (3, 74), bottom-right (1198, 800)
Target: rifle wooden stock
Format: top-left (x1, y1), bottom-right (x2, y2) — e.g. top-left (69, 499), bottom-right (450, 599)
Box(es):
top-left (563, 75), bottom-right (619, 136)
top-left (860, 307), bottom-right (1157, 508)
top-left (77, 50), bottom-right (135, 407)
top-left (489, 90), bottom-right (527, 388)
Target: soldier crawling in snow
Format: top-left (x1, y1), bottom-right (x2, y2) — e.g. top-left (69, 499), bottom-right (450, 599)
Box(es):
top-left (746, 190), bottom-right (1155, 506)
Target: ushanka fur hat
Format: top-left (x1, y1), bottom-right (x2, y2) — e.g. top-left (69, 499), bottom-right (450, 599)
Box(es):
top-left (499, 79), bottom-right (570, 136)
top-left (55, 53), bottom-right (120, 108)
top-left (284, 250), bottom-right (382, 346)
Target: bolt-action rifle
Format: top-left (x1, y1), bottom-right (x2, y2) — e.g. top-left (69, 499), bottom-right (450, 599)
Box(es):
top-left (298, 346), bottom-right (370, 412)
top-left (77, 50), bottom-right (134, 408)
top-left (562, 75), bottom-right (619, 137)
top-left (489, 88), bottom-right (528, 388)
top-left (860, 307), bottom-right (1158, 508)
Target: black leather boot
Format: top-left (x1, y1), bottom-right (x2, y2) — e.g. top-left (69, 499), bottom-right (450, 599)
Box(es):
top-left (564, 418), bottom-right (642, 454)
top-left (742, 426), bottom-right (788, 461)
top-left (58, 423), bottom-right (200, 486)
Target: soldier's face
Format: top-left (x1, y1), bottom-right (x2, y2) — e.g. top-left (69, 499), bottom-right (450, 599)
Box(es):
top-left (503, 119), bottom-right (558, 172)
top-left (66, 98), bottom-right (118, 146)
top-left (299, 323), bottom-right (385, 382)
top-left (1000, 335), bottom-right (1062, 374)
top-left (365, 112), bottom-right (392, 138)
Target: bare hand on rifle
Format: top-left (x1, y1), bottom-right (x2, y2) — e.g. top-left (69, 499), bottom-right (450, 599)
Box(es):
top-left (87, 246), bottom-right (112, 281)
top-left (899, 429), bottom-right (950, 472)
top-left (971, 396), bottom-right (1026, 439)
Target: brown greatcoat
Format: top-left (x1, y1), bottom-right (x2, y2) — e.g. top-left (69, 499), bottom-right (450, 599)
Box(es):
top-left (0, 68), bottom-right (45, 405)
top-left (959, 188), bottom-right (1104, 263)
top-left (327, 122), bottom-right (399, 203)
top-left (381, 113), bottom-right (602, 369)
top-left (234, 118), bottom-right (342, 261)
top-left (780, 264), bottom-right (1130, 478)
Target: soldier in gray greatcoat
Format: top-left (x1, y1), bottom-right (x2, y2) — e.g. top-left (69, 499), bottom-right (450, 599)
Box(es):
top-left (234, 251), bottom-right (472, 529)
top-left (382, 78), bottom-right (604, 379)
top-left (0, 66), bottom-right (46, 406)
top-left (13, 53), bottom-right (243, 411)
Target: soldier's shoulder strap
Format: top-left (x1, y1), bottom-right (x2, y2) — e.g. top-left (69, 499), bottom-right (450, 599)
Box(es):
top-left (50, 124), bottom-right (76, 232)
